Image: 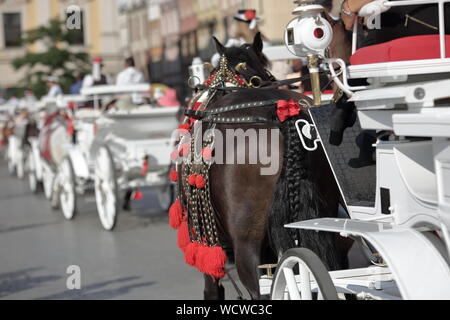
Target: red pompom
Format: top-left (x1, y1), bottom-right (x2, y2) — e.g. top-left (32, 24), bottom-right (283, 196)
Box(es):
top-left (202, 147), bottom-right (213, 161)
top-left (177, 221), bottom-right (191, 251)
top-left (169, 199), bottom-right (183, 229)
top-left (195, 245), bottom-right (227, 279)
top-left (181, 143), bottom-right (190, 156)
top-left (195, 175), bottom-right (206, 189)
top-left (185, 242), bottom-right (200, 266)
top-left (188, 174), bottom-right (197, 186)
top-left (170, 170), bottom-right (178, 183)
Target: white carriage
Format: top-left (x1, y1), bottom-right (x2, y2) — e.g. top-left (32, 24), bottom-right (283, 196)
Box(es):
top-left (261, 0), bottom-right (450, 300)
top-left (59, 84), bottom-right (179, 230)
top-left (5, 96), bottom-right (42, 180)
top-left (28, 96), bottom-right (79, 208)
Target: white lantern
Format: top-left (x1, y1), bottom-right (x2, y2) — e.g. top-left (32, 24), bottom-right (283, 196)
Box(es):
top-left (188, 57), bottom-right (209, 87)
top-left (284, 1), bottom-right (333, 58)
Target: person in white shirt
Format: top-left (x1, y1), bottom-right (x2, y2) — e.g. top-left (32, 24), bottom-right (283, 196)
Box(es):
top-left (45, 76), bottom-right (63, 97)
top-left (116, 57), bottom-right (145, 86)
top-left (116, 57), bottom-right (145, 105)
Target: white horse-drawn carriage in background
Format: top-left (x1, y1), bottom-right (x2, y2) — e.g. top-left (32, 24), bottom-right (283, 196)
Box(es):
top-left (28, 96), bottom-right (79, 205)
top-left (257, 0), bottom-right (450, 300)
top-left (5, 99), bottom-right (40, 180)
top-left (57, 84), bottom-right (179, 230)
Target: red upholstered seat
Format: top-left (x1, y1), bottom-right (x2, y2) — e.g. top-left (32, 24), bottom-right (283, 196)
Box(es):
top-left (350, 35), bottom-right (450, 65)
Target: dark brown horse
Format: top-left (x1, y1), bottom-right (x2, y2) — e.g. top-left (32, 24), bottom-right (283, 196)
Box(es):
top-left (176, 33), bottom-right (350, 300)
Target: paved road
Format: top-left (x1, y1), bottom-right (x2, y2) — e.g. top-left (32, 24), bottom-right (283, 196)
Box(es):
top-left (0, 157), bottom-right (222, 300)
top-left (0, 154), bottom-right (367, 300)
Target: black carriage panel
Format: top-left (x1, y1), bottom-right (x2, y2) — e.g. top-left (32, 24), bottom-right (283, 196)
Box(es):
top-left (308, 104), bottom-right (376, 208)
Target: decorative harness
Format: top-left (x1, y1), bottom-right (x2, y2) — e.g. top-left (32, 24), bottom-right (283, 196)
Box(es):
top-left (168, 55), bottom-right (309, 279)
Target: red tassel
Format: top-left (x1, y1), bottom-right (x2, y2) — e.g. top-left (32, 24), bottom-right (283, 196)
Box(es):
top-left (169, 200), bottom-right (183, 229)
top-left (185, 242), bottom-right (200, 266)
top-left (195, 175), bottom-right (206, 189)
top-left (177, 221), bottom-right (190, 251)
top-left (170, 170), bottom-right (178, 183)
top-left (188, 174), bottom-right (197, 186)
top-left (202, 147), bottom-right (213, 161)
top-left (195, 245), bottom-right (227, 279)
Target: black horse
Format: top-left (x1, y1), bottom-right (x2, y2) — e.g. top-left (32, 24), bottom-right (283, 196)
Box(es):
top-left (175, 33), bottom-right (350, 300)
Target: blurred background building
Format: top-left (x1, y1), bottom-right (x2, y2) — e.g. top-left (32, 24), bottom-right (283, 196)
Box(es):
top-left (0, 0), bottom-right (123, 92)
top-left (0, 0), bottom-right (296, 100)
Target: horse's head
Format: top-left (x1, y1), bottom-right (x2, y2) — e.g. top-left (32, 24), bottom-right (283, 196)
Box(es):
top-left (212, 32), bottom-right (272, 85)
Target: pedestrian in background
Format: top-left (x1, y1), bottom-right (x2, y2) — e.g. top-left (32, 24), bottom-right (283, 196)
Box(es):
top-left (116, 57), bottom-right (144, 86)
top-left (116, 57), bottom-right (145, 106)
top-left (45, 76), bottom-right (62, 98)
top-left (70, 72), bottom-right (85, 95)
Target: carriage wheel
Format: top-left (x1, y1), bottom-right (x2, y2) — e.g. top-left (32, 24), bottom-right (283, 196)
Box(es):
top-left (59, 158), bottom-right (78, 220)
top-left (94, 146), bottom-right (119, 231)
top-left (42, 168), bottom-right (54, 200)
top-left (16, 150), bottom-right (25, 179)
top-left (7, 144), bottom-right (15, 176)
top-left (28, 152), bottom-right (42, 194)
top-left (271, 248), bottom-right (338, 300)
top-left (157, 184), bottom-right (175, 211)
top-left (50, 173), bottom-right (60, 210)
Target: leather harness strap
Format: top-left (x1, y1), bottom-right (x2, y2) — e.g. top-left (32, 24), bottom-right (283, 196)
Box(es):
top-left (195, 74), bottom-right (316, 92)
top-left (185, 99), bottom-right (280, 124)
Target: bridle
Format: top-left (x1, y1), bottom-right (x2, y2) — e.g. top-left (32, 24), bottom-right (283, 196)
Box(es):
top-left (184, 54), bottom-right (314, 125)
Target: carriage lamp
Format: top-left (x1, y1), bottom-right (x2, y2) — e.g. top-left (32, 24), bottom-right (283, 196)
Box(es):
top-left (285, 1), bottom-right (333, 58)
top-left (92, 57), bottom-right (103, 82)
top-left (285, 0), bottom-right (333, 106)
top-left (188, 57), bottom-right (210, 88)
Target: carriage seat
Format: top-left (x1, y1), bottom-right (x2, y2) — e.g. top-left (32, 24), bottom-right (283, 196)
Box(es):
top-left (350, 35), bottom-right (450, 65)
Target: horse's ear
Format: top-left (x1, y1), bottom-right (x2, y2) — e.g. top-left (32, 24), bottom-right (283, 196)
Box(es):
top-left (213, 37), bottom-right (225, 55)
top-left (252, 32), bottom-right (263, 53)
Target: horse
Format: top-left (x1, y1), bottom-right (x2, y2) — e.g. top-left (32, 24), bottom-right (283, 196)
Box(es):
top-left (171, 31), bottom-right (353, 300)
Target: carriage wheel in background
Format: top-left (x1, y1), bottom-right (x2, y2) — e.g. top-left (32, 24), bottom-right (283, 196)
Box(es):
top-left (157, 184), bottom-right (175, 211)
top-left (16, 150), bottom-right (26, 180)
top-left (59, 157), bottom-right (78, 220)
top-left (271, 248), bottom-right (338, 300)
top-left (50, 173), bottom-right (60, 210)
top-left (42, 167), bottom-right (54, 200)
top-left (7, 144), bottom-right (15, 176)
top-left (94, 146), bottom-right (119, 231)
top-left (28, 152), bottom-right (42, 193)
